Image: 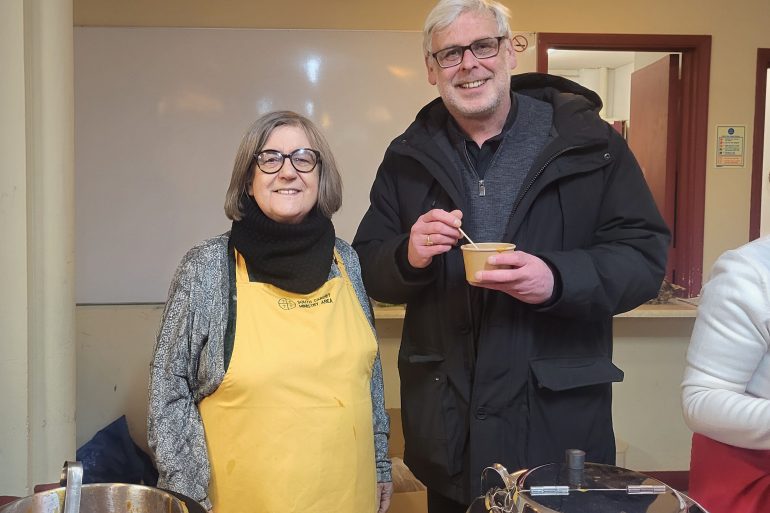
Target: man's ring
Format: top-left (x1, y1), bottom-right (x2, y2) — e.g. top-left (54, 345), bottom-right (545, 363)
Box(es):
top-left (426, 234), bottom-right (433, 246)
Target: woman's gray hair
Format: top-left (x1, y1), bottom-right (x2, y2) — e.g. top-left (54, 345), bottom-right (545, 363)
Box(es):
top-left (224, 110), bottom-right (343, 221)
top-left (423, 0), bottom-right (512, 56)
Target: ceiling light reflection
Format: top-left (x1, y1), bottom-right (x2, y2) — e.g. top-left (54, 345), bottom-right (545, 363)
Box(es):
top-left (320, 113), bottom-right (331, 129)
top-left (387, 65), bottom-right (416, 79)
top-left (304, 56), bottom-right (321, 84)
top-left (257, 98), bottom-right (273, 114)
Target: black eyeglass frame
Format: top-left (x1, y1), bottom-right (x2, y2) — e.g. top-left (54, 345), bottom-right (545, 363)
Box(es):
top-left (431, 36), bottom-right (507, 69)
top-left (253, 148), bottom-right (321, 174)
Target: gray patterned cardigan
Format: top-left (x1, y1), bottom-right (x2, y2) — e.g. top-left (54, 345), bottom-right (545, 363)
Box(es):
top-left (147, 233), bottom-right (391, 510)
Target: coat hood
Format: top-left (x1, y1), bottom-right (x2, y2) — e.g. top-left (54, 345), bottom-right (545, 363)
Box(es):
top-left (510, 72), bottom-right (603, 111)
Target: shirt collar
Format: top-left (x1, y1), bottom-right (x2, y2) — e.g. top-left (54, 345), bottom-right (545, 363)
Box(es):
top-left (447, 91), bottom-right (519, 147)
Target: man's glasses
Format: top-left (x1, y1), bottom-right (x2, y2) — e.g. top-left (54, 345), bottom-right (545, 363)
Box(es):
top-left (254, 148), bottom-right (321, 174)
top-left (432, 36), bottom-right (506, 68)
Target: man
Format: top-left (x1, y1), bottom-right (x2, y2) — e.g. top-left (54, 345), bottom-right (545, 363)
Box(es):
top-left (353, 0), bottom-right (670, 511)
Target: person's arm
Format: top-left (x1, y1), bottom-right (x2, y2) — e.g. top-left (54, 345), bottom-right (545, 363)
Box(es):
top-left (354, 152), bottom-right (439, 305)
top-left (368, 310), bottom-right (394, 513)
top-left (535, 134), bottom-right (670, 318)
top-left (370, 353), bottom-right (392, 483)
top-left (147, 252), bottom-right (213, 511)
top-left (682, 245), bottom-right (770, 449)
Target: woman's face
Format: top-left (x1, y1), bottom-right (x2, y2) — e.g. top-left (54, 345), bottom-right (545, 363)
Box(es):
top-left (251, 125), bottom-right (320, 224)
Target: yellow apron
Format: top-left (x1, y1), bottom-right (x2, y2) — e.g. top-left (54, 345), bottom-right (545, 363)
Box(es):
top-left (198, 249), bottom-right (378, 513)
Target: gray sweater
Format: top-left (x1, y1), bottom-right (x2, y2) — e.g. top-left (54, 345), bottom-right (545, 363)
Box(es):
top-left (147, 233), bottom-right (391, 510)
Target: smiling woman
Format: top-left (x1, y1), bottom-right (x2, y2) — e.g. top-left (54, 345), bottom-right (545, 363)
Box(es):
top-left (223, 112), bottom-right (340, 226)
top-left (147, 111), bottom-right (394, 513)
top-left (250, 129), bottom-right (321, 224)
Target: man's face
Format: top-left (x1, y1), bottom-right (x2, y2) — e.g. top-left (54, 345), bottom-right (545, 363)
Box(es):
top-left (426, 11), bottom-right (516, 123)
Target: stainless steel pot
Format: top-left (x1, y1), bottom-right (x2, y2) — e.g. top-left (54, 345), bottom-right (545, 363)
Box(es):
top-left (0, 483), bottom-right (206, 513)
top-left (0, 462), bottom-right (205, 513)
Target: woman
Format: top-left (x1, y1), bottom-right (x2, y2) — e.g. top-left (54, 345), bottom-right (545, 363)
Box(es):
top-left (682, 236), bottom-right (770, 513)
top-left (148, 111), bottom-right (393, 513)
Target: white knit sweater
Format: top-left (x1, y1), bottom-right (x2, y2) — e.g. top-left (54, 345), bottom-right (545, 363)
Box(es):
top-left (682, 236), bottom-right (770, 449)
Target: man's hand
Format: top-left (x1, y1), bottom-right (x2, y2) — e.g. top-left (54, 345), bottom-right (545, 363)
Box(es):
top-left (407, 209), bottom-right (463, 269)
top-left (376, 481), bottom-right (394, 513)
top-left (472, 250), bottom-right (555, 304)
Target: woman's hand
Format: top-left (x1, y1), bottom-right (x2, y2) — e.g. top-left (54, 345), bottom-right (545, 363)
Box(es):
top-left (376, 481), bottom-right (394, 513)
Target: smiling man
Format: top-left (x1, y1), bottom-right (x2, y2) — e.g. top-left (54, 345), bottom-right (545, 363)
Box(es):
top-left (353, 1), bottom-right (671, 512)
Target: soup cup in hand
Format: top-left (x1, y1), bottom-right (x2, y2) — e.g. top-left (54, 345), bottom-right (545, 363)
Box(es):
top-left (460, 242), bottom-right (516, 284)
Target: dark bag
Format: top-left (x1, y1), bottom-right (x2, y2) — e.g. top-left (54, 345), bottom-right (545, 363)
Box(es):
top-left (76, 415), bottom-right (158, 485)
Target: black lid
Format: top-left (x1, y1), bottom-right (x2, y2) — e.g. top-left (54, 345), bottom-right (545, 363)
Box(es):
top-left (513, 463), bottom-right (690, 513)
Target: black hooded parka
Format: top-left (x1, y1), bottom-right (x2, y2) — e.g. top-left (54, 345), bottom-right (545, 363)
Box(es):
top-left (353, 73), bottom-right (671, 503)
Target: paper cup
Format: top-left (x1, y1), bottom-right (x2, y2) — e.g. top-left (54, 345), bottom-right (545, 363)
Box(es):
top-left (460, 242), bottom-right (516, 283)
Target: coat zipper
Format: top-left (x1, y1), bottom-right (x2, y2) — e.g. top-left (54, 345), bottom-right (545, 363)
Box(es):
top-left (462, 144), bottom-right (485, 197)
top-left (509, 146), bottom-right (579, 220)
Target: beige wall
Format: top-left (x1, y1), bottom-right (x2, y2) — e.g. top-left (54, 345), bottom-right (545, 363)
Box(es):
top-left (73, 0), bottom-right (435, 30)
top-left (68, 0), bottom-right (769, 481)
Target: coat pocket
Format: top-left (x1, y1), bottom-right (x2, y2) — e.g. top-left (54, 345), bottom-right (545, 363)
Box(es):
top-left (530, 356), bottom-right (624, 391)
top-left (399, 353), bottom-right (464, 477)
top-left (526, 356), bottom-right (623, 466)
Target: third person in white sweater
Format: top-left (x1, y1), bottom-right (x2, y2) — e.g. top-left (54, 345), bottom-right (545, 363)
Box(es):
top-left (682, 236), bottom-right (770, 513)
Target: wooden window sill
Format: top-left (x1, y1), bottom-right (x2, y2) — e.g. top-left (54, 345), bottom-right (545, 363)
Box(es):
top-left (373, 299), bottom-right (698, 321)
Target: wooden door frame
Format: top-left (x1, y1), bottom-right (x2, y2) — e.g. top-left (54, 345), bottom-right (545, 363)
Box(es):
top-left (750, 49), bottom-right (770, 239)
top-left (537, 33), bottom-right (711, 296)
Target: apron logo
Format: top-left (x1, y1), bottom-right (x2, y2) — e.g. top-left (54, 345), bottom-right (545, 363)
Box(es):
top-left (277, 298), bottom-right (297, 310)
top-left (278, 293), bottom-right (333, 311)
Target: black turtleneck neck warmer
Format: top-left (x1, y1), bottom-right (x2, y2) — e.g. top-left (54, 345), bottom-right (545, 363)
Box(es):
top-left (230, 193), bottom-right (335, 294)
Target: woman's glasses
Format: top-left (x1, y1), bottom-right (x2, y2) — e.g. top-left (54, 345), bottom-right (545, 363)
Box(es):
top-left (254, 148), bottom-right (321, 174)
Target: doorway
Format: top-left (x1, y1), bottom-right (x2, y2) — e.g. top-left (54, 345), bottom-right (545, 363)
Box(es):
top-left (537, 33), bottom-right (711, 297)
top-left (750, 49), bottom-right (770, 239)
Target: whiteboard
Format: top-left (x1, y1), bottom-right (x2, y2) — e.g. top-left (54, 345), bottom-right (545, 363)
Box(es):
top-left (74, 27), bottom-right (537, 304)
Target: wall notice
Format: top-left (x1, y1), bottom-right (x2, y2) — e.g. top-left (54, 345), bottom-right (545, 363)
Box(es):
top-left (715, 125), bottom-right (746, 167)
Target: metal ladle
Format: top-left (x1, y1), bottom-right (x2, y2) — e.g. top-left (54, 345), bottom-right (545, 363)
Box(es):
top-left (60, 461), bottom-right (83, 513)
